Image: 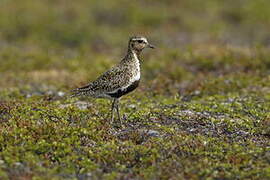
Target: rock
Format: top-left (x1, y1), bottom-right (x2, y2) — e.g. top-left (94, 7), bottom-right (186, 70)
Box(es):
top-left (57, 91), bottom-right (65, 97)
top-left (138, 129), bottom-right (160, 137)
top-left (59, 104), bottom-right (71, 109)
top-left (74, 101), bottom-right (92, 110)
top-left (127, 104), bottom-right (136, 109)
top-left (146, 130), bottom-right (160, 137)
top-left (59, 101), bottom-right (92, 110)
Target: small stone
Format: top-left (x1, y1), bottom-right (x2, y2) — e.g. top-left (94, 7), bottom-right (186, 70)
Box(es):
top-left (86, 172), bottom-right (92, 177)
top-left (194, 90), bottom-right (201, 95)
top-left (189, 128), bottom-right (196, 132)
top-left (14, 162), bottom-right (22, 166)
top-left (59, 104), bottom-right (71, 109)
top-left (57, 91), bottom-right (65, 97)
top-left (203, 141), bottom-right (207, 145)
top-left (181, 110), bottom-right (195, 116)
top-left (75, 101), bottom-right (92, 110)
top-left (127, 104), bottom-right (136, 109)
top-left (147, 130), bottom-right (160, 137)
top-left (47, 90), bottom-right (54, 95)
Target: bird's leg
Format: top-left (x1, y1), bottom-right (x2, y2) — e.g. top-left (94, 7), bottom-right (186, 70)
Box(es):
top-left (110, 99), bottom-right (116, 123)
top-left (115, 99), bottom-right (122, 124)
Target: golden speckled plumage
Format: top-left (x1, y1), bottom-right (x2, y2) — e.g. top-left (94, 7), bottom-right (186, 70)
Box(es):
top-left (71, 51), bottom-right (140, 98)
top-left (71, 36), bottom-right (154, 124)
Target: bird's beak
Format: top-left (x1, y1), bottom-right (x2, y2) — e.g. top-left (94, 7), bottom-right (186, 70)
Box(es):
top-left (147, 43), bottom-right (155, 49)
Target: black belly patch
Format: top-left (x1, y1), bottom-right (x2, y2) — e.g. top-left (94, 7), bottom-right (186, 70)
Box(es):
top-left (107, 80), bottom-right (140, 98)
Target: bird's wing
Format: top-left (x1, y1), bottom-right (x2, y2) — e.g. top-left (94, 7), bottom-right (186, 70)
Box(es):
top-left (71, 65), bottom-right (130, 97)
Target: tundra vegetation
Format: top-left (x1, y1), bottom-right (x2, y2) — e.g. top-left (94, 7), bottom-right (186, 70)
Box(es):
top-left (0, 0), bottom-right (269, 179)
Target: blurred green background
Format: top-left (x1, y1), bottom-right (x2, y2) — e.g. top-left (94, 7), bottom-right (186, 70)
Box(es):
top-left (1, 0), bottom-right (270, 48)
top-left (0, 0), bottom-right (269, 91)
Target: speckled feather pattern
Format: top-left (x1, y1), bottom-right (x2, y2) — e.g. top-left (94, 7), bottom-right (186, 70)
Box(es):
top-left (71, 50), bottom-right (141, 98)
top-left (71, 36), bottom-right (153, 122)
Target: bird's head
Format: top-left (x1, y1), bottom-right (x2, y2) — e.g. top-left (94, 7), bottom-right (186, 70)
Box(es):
top-left (128, 36), bottom-right (155, 53)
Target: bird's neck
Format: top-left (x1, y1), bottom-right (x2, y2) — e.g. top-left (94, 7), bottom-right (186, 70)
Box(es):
top-left (124, 49), bottom-right (141, 64)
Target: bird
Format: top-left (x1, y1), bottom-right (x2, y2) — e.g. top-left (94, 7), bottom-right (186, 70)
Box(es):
top-left (71, 36), bottom-right (154, 124)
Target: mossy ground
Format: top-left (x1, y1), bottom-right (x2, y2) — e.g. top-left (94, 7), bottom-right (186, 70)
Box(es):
top-left (0, 0), bottom-right (270, 179)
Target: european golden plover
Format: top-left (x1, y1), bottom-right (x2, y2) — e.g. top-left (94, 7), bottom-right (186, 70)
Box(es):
top-left (71, 36), bottom-right (154, 124)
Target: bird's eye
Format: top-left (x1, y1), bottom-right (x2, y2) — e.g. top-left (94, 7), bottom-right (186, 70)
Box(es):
top-left (137, 40), bottom-right (144, 43)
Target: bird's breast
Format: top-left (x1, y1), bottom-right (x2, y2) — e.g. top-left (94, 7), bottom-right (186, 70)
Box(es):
top-left (131, 71), bottom-right (140, 82)
top-left (107, 79), bottom-right (140, 98)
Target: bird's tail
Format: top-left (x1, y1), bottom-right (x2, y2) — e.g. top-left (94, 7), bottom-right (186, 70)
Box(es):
top-left (70, 88), bottom-right (82, 98)
top-left (70, 84), bottom-right (94, 98)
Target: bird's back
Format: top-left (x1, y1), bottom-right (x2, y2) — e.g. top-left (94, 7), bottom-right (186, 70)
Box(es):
top-left (71, 53), bottom-right (140, 98)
